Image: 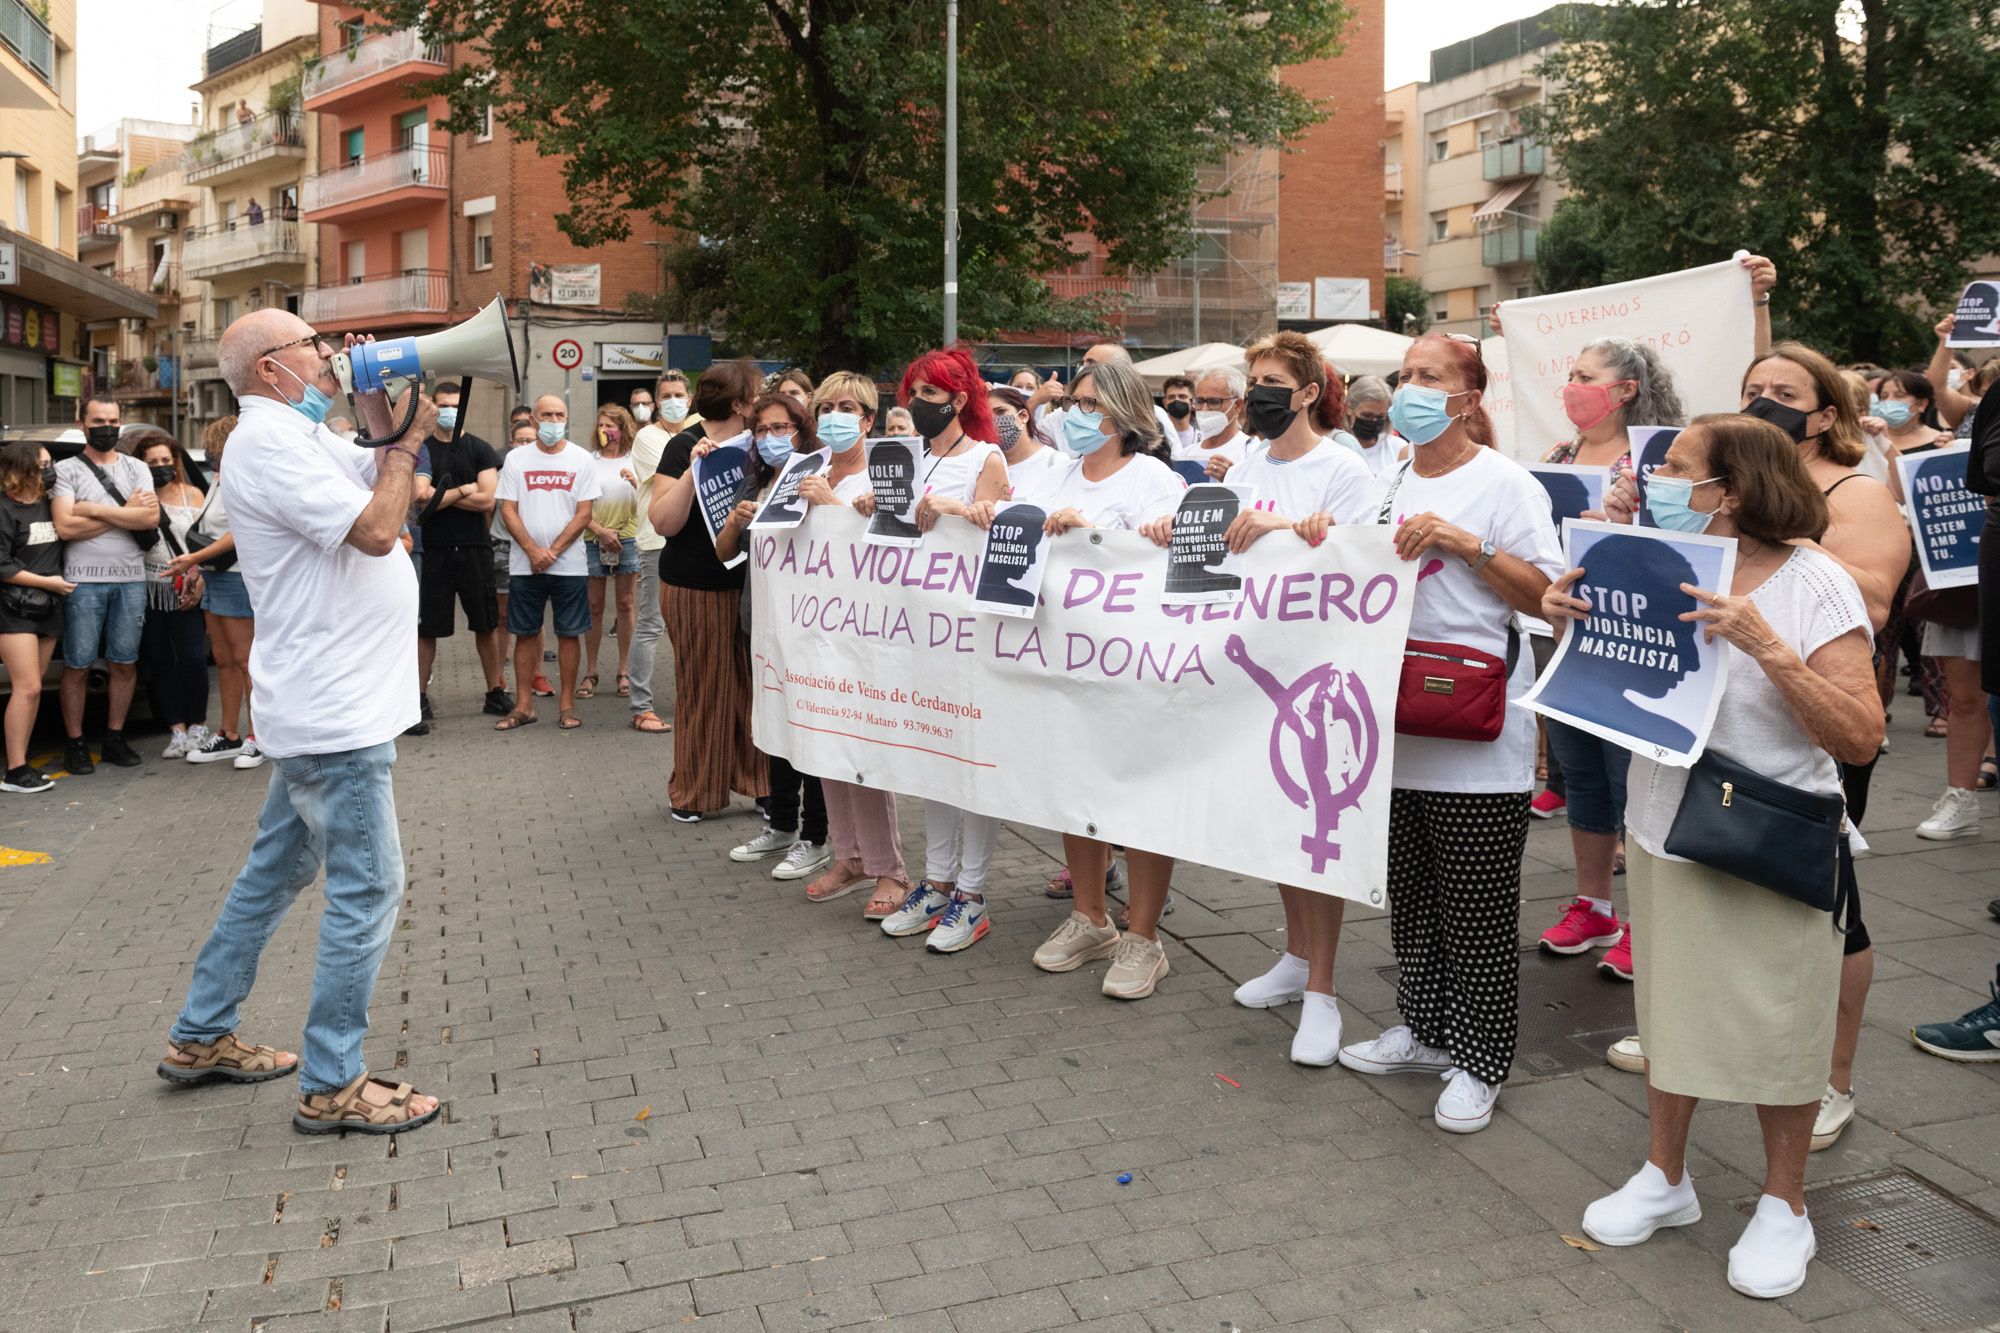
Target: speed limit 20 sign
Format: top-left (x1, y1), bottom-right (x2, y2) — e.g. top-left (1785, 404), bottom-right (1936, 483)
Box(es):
top-left (551, 338), bottom-right (584, 370)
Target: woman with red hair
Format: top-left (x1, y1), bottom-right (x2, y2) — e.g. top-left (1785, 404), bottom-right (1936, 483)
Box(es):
top-left (860, 347), bottom-right (1011, 955)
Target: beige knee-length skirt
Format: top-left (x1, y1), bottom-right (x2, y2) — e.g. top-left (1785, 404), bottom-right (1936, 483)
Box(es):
top-left (1628, 842), bottom-right (1842, 1106)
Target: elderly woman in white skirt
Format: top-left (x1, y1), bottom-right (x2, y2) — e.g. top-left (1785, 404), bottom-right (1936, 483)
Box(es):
top-left (1546, 414), bottom-right (1882, 1300)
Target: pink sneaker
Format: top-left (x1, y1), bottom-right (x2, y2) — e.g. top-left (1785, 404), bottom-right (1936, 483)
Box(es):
top-left (1598, 926), bottom-right (1634, 980)
top-left (1530, 789), bottom-right (1567, 819)
top-left (1540, 898), bottom-right (1622, 955)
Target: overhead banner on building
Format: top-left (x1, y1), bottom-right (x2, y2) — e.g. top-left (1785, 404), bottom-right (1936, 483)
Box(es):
top-left (1496, 259), bottom-right (1755, 460)
top-left (529, 262), bottom-right (602, 306)
top-left (0, 295), bottom-right (61, 353)
top-left (748, 508), bottom-right (1416, 903)
top-left (1276, 282), bottom-right (1312, 321)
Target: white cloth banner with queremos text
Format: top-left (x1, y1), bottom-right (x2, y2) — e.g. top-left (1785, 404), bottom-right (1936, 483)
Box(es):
top-left (748, 508), bottom-right (1416, 905)
top-left (1495, 258), bottom-right (1756, 460)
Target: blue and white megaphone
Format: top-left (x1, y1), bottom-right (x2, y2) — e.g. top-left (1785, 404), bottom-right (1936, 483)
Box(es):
top-left (331, 297), bottom-right (519, 446)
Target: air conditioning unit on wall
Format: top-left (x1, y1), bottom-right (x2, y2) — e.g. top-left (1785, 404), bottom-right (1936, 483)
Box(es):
top-left (157, 212), bottom-right (178, 231)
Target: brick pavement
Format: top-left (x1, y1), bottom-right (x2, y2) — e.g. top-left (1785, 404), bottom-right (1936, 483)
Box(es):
top-left (0, 636), bottom-right (1995, 1332)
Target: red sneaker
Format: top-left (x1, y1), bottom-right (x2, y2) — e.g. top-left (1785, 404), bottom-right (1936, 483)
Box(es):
top-left (1540, 898), bottom-right (1622, 955)
top-left (1598, 926), bottom-right (1634, 981)
top-left (1530, 789), bottom-right (1567, 819)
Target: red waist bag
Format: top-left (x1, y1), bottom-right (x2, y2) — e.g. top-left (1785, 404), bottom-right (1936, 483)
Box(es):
top-left (1394, 626), bottom-right (1519, 743)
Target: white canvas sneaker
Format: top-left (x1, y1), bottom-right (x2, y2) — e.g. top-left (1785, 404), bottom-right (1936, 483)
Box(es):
top-left (1810, 1084), bottom-right (1857, 1151)
top-left (730, 824), bottom-right (795, 862)
top-left (1338, 1024), bottom-right (1454, 1076)
top-left (1916, 787), bottom-right (1982, 841)
top-left (771, 840), bottom-right (831, 881)
top-left (1434, 1068), bottom-right (1500, 1133)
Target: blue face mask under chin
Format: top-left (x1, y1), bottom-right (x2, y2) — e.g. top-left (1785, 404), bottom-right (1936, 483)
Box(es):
top-left (272, 360), bottom-right (334, 426)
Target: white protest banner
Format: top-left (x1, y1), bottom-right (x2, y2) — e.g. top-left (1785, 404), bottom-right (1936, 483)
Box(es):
top-left (1627, 426), bottom-right (1679, 528)
top-left (1526, 463), bottom-right (1609, 528)
top-left (1948, 281), bottom-right (2000, 349)
top-left (1497, 259), bottom-right (1754, 459)
top-left (692, 435), bottom-right (752, 569)
top-left (1163, 483), bottom-right (1258, 606)
top-left (749, 509), bottom-right (1415, 903)
top-left (1521, 520), bottom-right (1736, 767)
top-left (1482, 336), bottom-right (1527, 462)
top-left (1898, 444), bottom-right (1981, 591)
top-left (864, 437), bottom-right (923, 546)
top-left (971, 503), bottom-right (1051, 618)
top-left (751, 449), bottom-right (830, 530)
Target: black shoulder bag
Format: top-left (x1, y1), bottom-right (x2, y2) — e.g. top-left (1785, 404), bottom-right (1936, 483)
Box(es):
top-left (180, 488), bottom-right (237, 572)
top-left (78, 457), bottom-right (160, 553)
top-left (1663, 749), bottom-right (1857, 933)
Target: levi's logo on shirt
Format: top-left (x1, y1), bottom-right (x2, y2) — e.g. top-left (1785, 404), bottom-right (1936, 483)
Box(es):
top-left (523, 470), bottom-right (575, 492)
top-left (27, 521), bottom-right (55, 546)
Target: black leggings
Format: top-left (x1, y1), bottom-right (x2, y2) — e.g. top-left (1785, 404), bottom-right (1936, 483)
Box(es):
top-left (141, 606), bottom-right (209, 729)
top-left (765, 754), bottom-right (827, 844)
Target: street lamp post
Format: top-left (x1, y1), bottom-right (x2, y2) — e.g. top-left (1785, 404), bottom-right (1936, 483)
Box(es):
top-left (943, 0), bottom-right (958, 346)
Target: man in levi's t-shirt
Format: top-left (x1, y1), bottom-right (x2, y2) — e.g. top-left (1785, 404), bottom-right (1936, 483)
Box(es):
top-left (494, 395), bottom-right (601, 729)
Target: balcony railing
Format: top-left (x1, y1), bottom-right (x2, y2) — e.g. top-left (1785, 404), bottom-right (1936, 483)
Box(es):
top-left (0, 0), bottom-right (54, 86)
top-left (76, 205), bottom-right (120, 246)
top-left (110, 358), bottom-right (180, 396)
top-left (1384, 164), bottom-right (1403, 199)
top-left (184, 219), bottom-right (304, 277)
top-left (1483, 138), bottom-right (1545, 182)
top-left (181, 334), bottom-right (220, 370)
top-left (205, 24), bottom-right (261, 79)
top-left (302, 270), bottom-right (450, 324)
top-left (301, 146), bottom-right (449, 215)
top-left (303, 28), bottom-right (446, 104)
top-left (113, 263), bottom-right (183, 300)
top-left (185, 111), bottom-right (305, 181)
top-left (1482, 223), bottom-right (1540, 268)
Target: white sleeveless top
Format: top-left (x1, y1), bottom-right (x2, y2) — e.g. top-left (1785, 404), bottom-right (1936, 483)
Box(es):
top-left (920, 440), bottom-right (1004, 503)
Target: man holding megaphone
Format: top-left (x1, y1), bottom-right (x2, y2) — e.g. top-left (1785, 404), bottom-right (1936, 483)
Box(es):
top-left (156, 308), bottom-right (444, 1136)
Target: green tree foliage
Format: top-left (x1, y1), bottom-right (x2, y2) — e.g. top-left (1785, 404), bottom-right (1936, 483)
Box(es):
top-left (1383, 275), bottom-right (1429, 334)
top-left (1531, 197), bottom-right (1607, 295)
top-left (380, 0), bottom-right (1352, 377)
top-left (1530, 0), bottom-right (2000, 364)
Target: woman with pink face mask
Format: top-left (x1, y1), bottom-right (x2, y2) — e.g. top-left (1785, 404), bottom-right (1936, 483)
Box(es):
top-left (1531, 338), bottom-right (1685, 986)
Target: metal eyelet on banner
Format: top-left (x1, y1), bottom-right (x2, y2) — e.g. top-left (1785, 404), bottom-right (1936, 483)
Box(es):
top-left (1086, 822), bottom-right (1097, 835)
top-left (855, 772), bottom-right (865, 783)
top-left (1089, 533), bottom-right (1102, 545)
top-left (1371, 889), bottom-right (1383, 905)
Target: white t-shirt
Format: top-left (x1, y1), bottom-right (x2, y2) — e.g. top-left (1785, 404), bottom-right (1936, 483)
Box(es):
top-left (1003, 446), bottom-right (1064, 497)
top-left (1171, 429), bottom-right (1251, 470)
top-left (831, 459), bottom-right (872, 503)
top-left (53, 452), bottom-right (153, 583)
top-left (1351, 436), bottom-right (1406, 483)
top-left (496, 441), bottom-right (603, 576)
top-left (1228, 439), bottom-right (1379, 525)
top-left (225, 395), bottom-right (418, 758)
top-left (1018, 452), bottom-right (1186, 531)
top-left (1625, 548), bottom-right (1869, 860)
top-left (920, 440), bottom-right (1005, 504)
top-left (631, 422), bottom-right (674, 552)
top-left (1379, 447), bottom-right (1565, 793)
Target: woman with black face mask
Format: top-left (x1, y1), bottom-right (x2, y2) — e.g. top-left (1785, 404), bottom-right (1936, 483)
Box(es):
top-left (0, 441), bottom-right (73, 793)
top-left (134, 431), bottom-right (212, 761)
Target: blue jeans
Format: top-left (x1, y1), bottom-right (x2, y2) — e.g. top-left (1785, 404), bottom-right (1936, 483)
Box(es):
top-left (1544, 719), bottom-right (1629, 835)
top-left (170, 741), bottom-right (404, 1095)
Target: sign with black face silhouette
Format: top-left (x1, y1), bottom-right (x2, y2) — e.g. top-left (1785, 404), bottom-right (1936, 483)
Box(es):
top-left (751, 449), bottom-right (829, 531)
top-left (692, 433), bottom-right (752, 568)
top-left (1627, 426), bottom-right (1680, 529)
top-left (971, 504), bottom-right (1051, 618)
top-left (1948, 280), bottom-right (2000, 349)
top-left (1162, 483), bottom-right (1258, 606)
top-left (864, 437), bottom-right (923, 547)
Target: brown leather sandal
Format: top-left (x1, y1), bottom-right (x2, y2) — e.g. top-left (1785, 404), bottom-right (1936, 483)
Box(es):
top-left (293, 1072), bottom-right (440, 1136)
top-left (157, 1032), bottom-right (298, 1086)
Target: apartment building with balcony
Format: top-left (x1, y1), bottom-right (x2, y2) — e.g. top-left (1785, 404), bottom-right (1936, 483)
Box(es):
top-left (181, 1), bottom-right (320, 421)
top-left (1383, 81), bottom-right (1422, 291)
top-left (1, 0), bottom-right (153, 423)
top-left (300, 7), bottom-right (450, 334)
top-left (1409, 7), bottom-right (1570, 338)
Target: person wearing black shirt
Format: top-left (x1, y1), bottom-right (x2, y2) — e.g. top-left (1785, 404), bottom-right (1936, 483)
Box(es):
top-left (643, 358), bottom-right (770, 821)
top-left (413, 381), bottom-right (510, 722)
top-left (0, 441), bottom-right (73, 793)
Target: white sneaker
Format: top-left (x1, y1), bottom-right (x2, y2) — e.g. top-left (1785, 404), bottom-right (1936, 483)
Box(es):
top-left (730, 824), bottom-right (795, 862)
top-left (1337, 1025), bottom-right (1454, 1076)
top-left (1606, 1034), bottom-right (1646, 1073)
top-left (187, 732), bottom-right (242, 764)
top-left (1434, 1068), bottom-right (1499, 1133)
top-left (1810, 1084), bottom-right (1856, 1152)
top-left (1727, 1195), bottom-right (1816, 1299)
top-left (232, 739), bottom-right (266, 770)
top-left (1290, 992), bottom-right (1343, 1067)
top-left (1234, 952), bottom-right (1308, 1009)
top-left (880, 881), bottom-right (951, 937)
top-left (771, 840), bottom-right (831, 881)
top-left (1032, 911), bottom-right (1121, 973)
top-left (1916, 787), bottom-right (1982, 841)
top-left (160, 729), bottom-right (193, 760)
top-left (926, 892), bottom-right (989, 954)
top-left (1101, 934), bottom-right (1169, 1000)
top-left (1582, 1161), bottom-right (1702, 1246)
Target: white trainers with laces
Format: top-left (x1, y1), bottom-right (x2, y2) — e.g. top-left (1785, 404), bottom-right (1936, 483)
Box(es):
top-left (1032, 911), bottom-right (1121, 973)
top-left (1582, 1161), bottom-right (1702, 1246)
top-left (1810, 1083), bottom-right (1856, 1151)
top-left (1916, 787), bottom-right (1982, 841)
top-left (1434, 1068), bottom-right (1500, 1133)
top-left (161, 729), bottom-right (194, 760)
top-left (771, 840), bottom-right (831, 881)
top-left (1606, 1034), bottom-right (1646, 1073)
top-left (926, 892), bottom-right (989, 954)
top-left (1101, 934), bottom-right (1168, 1000)
top-left (880, 882), bottom-right (951, 937)
top-left (1233, 952), bottom-right (1308, 1009)
top-left (232, 739), bottom-right (266, 770)
top-left (1337, 1024), bottom-right (1454, 1077)
top-left (730, 824), bottom-right (796, 862)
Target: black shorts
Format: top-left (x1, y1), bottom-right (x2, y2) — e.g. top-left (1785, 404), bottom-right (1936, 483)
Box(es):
top-left (418, 544), bottom-right (499, 640)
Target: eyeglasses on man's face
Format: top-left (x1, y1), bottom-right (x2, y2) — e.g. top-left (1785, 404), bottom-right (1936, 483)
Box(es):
top-left (260, 332), bottom-right (334, 361)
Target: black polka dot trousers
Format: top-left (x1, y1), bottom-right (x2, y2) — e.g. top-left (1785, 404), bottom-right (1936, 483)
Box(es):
top-left (1385, 788), bottom-right (1532, 1087)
